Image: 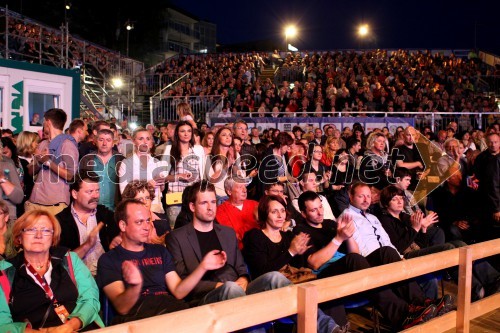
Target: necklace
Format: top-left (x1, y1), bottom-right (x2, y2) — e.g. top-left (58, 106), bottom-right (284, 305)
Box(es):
top-left (27, 259), bottom-right (48, 271)
top-left (33, 263), bottom-right (45, 270)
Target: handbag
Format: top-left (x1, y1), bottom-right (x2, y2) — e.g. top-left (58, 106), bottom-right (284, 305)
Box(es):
top-left (165, 192), bottom-right (183, 205)
top-left (278, 264), bottom-right (317, 284)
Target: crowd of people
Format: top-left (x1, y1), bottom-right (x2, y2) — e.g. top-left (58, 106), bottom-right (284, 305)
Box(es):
top-left (0, 101), bottom-right (498, 332)
top-left (155, 50), bottom-right (499, 132)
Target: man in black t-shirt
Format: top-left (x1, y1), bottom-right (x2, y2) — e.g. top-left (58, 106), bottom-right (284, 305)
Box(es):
top-left (97, 199), bottom-right (225, 324)
top-left (294, 191), bottom-right (440, 330)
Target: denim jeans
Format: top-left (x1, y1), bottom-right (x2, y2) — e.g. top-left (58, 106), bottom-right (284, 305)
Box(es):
top-left (200, 271), bottom-right (339, 333)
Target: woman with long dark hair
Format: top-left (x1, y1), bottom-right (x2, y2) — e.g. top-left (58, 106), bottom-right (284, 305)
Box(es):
top-left (208, 127), bottom-right (239, 204)
top-left (164, 120), bottom-right (206, 228)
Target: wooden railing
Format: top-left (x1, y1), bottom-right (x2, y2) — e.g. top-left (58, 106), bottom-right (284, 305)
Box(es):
top-left (90, 238), bottom-right (500, 333)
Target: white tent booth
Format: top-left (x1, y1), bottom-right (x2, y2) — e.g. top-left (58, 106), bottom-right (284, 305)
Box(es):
top-left (0, 58), bottom-right (80, 133)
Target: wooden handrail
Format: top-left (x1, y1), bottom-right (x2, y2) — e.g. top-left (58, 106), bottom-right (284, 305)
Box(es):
top-left (90, 238), bottom-right (500, 333)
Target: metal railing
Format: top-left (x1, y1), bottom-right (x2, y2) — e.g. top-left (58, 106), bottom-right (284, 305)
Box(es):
top-left (151, 95), bottom-right (223, 124)
top-left (207, 110), bottom-right (500, 132)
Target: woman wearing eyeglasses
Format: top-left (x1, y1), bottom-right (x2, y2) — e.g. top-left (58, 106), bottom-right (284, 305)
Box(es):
top-left (0, 210), bottom-right (103, 332)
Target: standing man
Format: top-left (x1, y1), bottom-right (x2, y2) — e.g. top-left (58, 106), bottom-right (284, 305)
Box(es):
top-left (78, 120), bottom-right (111, 159)
top-left (56, 171), bottom-right (119, 275)
top-left (473, 133), bottom-right (500, 241)
top-left (97, 198), bottom-right (226, 323)
top-left (80, 129), bottom-right (125, 210)
top-left (27, 108), bottom-right (78, 215)
top-left (166, 181), bottom-right (290, 306)
top-left (395, 126), bottom-right (425, 191)
top-left (68, 119), bottom-right (88, 145)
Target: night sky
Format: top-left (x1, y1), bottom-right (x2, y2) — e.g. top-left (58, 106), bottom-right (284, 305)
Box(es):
top-left (171, 0), bottom-right (500, 54)
top-left (3, 0), bottom-right (500, 55)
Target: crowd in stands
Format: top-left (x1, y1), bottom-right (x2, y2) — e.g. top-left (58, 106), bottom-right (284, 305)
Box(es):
top-left (155, 50), bottom-right (499, 132)
top-left (0, 101), bottom-right (499, 332)
top-left (1, 14), bottom-right (129, 79)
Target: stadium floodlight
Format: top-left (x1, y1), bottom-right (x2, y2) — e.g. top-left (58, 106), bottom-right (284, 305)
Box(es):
top-left (358, 24), bottom-right (369, 37)
top-left (284, 25), bottom-right (297, 50)
top-left (112, 77), bottom-right (123, 88)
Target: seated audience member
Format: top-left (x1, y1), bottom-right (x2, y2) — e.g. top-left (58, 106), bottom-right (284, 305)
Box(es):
top-left (264, 182), bottom-right (303, 228)
top-left (358, 132), bottom-right (393, 191)
top-left (79, 129), bottom-right (124, 210)
top-left (258, 132), bottom-right (295, 185)
top-left (339, 182), bottom-right (454, 329)
top-left (326, 149), bottom-right (355, 217)
top-left (166, 181), bottom-right (290, 308)
top-left (293, 191), bottom-right (444, 330)
top-left (97, 199), bottom-right (225, 324)
top-left (346, 138), bottom-right (362, 170)
top-left (121, 180), bottom-right (171, 243)
top-left (427, 170), bottom-right (482, 244)
top-left (378, 185), bottom-right (500, 301)
top-left (0, 210), bottom-right (104, 331)
top-left (436, 138), bottom-right (467, 179)
top-left (242, 195), bottom-right (344, 333)
top-left (56, 171), bottom-right (119, 275)
top-left (215, 177), bottom-right (259, 249)
top-left (292, 172), bottom-right (336, 221)
top-left (393, 168), bottom-right (445, 246)
top-left (302, 144), bottom-right (330, 186)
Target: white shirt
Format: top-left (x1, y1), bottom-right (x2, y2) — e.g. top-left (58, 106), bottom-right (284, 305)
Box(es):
top-left (292, 194), bottom-right (336, 221)
top-left (342, 205), bottom-right (400, 258)
top-left (118, 153), bottom-right (169, 213)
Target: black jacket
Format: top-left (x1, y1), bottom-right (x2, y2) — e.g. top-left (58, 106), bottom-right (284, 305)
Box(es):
top-left (56, 205), bottom-right (119, 252)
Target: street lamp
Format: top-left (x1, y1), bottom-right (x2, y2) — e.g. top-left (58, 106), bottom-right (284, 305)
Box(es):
top-left (284, 25), bottom-right (297, 51)
top-left (125, 20), bottom-right (134, 57)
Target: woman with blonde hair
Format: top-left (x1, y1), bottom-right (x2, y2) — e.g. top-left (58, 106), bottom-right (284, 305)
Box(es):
top-left (176, 102), bottom-right (197, 129)
top-left (321, 137), bottom-right (340, 167)
top-left (16, 131), bottom-right (41, 216)
top-left (0, 210), bottom-right (103, 331)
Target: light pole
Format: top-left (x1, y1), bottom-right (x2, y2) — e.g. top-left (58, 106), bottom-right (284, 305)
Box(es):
top-left (284, 25), bottom-right (297, 51)
top-left (64, 1), bottom-right (71, 68)
top-left (125, 20), bottom-right (134, 57)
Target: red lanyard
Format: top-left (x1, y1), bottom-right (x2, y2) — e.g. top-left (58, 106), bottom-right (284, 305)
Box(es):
top-left (24, 258), bottom-right (58, 304)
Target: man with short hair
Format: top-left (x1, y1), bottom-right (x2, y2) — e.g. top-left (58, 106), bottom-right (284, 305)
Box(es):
top-left (313, 128), bottom-right (323, 145)
top-left (27, 108), bottom-right (79, 215)
top-left (69, 119), bottom-right (88, 144)
top-left (80, 129), bottom-right (125, 210)
top-left (340, 182), bottom-right (452, 328)
top-left (395, 126), bottom-right (425, 191)
top-left (215, 178), bottom-right (259, 249)
top-left (295, 190), bottom-right (439, 330)
top-left (474, 133), bottom-right (500, 241)
top-left (166, 181), bottom-right (290, 307)
top-left (154, 121), bottom-right (176, 156)
top-left (97, 198), bottom-right (226, 323)
top-left (291, 172), bottom-right (336, 220)
top-left (56, 171), bottom-right (119, 275)
top-left (79, 120), bottom-right (111, 159)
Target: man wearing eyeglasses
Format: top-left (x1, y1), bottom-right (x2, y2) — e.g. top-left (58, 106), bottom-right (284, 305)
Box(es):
top-left (97, 198), bottom-right (226, 324)
top-left (56, 171), bottom-right (119, 276)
